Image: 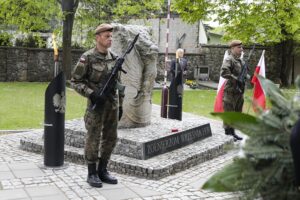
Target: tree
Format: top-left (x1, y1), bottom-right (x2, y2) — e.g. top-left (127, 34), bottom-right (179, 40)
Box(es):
top-left (113, 0), bottom-right (165, 22)
top-left (62, 0), bottom-right (164, 76)
top-left (0, 0), bottom-right (77, 79)
top-left (0, 0), bottom-right (60, 33)
top-left (0, 0), bottom-right (165, 79)
top-left (73, 0), bottom-right (164, 48)
top-left (172, 0), bottom-right (300, 86)
top-left (72, 0), bottom-right (116, 48)
top-left (60, 0), bottom-right (79, 79)
top-left (171, 0), bottom-right (213, 23)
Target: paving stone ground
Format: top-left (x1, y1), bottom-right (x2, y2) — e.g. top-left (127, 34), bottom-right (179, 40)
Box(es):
top-left (0, 125), bottom-right (244, 200)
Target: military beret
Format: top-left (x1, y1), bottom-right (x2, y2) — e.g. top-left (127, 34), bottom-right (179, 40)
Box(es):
top-left (229, 40), bottom-right (242, 48)
top-left (95, 23), bottom-right (113, 35)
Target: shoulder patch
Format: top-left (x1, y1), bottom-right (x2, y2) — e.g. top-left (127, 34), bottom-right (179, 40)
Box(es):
top-left (80, 57), bottom-right (86, 63)
top-left (224, 57), bottom-right (231, 61)
top-left (79, 55), bottom-right (87, 63)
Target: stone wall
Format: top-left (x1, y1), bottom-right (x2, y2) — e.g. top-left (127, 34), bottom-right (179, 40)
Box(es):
top-left (0, 45), bottom-right (282, 83)
top-left (157, 44), bottom-right (282, 83)
top-left (0, 47), bottom-right (83, 82)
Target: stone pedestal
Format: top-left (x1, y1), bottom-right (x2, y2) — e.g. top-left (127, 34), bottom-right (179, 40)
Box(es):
top-left (20, 105), bottom-right (233, 179)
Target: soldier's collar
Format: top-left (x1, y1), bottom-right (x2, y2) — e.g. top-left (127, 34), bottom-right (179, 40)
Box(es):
top-left (93, 48), bottom-right (114, 60)
top-left (231, 53), bottom-right (242, 60)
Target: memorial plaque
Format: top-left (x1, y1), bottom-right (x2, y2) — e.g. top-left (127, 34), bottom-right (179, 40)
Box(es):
top-left (142, 123), bottom-right (212, 159)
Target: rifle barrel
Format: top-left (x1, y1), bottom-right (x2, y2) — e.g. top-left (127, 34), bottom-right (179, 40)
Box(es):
top-left (123, 34), bottom-right (139, 57)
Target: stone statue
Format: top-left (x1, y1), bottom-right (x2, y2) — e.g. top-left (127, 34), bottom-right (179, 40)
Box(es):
top-left (111, 23), bottom-right (158, 128)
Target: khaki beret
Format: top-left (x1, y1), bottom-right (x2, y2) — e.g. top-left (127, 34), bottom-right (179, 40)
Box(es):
top-left (229, 40), bottom-right (242, 48)
top-left (95, 23), bottom-right (113, 35)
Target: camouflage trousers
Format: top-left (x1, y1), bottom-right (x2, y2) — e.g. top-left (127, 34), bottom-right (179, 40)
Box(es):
top-left (222, 91), bottom-right (244, 129)
top-left (84, 101), bottom-right (118, 164)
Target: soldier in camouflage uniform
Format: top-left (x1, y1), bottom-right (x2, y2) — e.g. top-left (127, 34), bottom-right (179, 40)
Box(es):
top-left (220, 40), bottom-right (245, 141)
top-left (71, 24), bottom-right (124, 188)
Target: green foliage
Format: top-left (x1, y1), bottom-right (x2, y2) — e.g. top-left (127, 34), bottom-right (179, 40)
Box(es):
top-left (151, 89), bottom-right (257, 118)
top-left (113, 0), bottom-right (164, 22)
top-left (172, 0), bottom-right (300, 45)
top-left (73, 0), bottom-right (165, 48)
top-left (15, 35), bottom-right (47, 48)
top-left (215, 0), bottom-right (300, 45)
top-left (0, 32), bottom-right (13, 46)
top-left (2, 0), bottom-right (300, 49)
top-left (71, 42), bottom-right (84, 49)
top-left (0, 0), bottom-right (61, 33)
top-left (203, 75), bottom-right (300, 199)
top-left (172, 0), bottom-right (213, 23)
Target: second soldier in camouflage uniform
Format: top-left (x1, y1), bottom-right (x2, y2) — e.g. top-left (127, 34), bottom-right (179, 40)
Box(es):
top-left (220, 40), bottom-right (245, 141)
top-left (71, 24), bottom-right (124, 188)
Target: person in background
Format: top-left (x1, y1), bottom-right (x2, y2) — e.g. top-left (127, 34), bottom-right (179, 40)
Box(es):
top-left (170, 48), bottom-right (188, 82)
top-left (220, 40), bottom-right (245, 141)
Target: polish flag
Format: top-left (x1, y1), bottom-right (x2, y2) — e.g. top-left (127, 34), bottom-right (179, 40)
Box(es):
top-left (251, 50), bottom-right (266, 112)
top-left (213, 50), bottom-right (229, 112)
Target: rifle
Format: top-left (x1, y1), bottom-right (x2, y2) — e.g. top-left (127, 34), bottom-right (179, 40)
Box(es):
top-left (236, 44), bottom-right (256, 93)
top-left (91, 33), bottom-right (139, 110)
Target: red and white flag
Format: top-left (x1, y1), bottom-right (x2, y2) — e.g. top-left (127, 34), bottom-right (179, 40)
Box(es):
top-left (214, 50), bottom-right (229, 112)
top-left (251, 50), bottom-right (266, 112)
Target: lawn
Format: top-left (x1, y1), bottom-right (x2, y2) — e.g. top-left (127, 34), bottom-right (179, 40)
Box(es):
top-left (0, 82), bottom-right (86, 130)
top-left (0, 82), bottom-right (296, 130)
top-left (152, 89), bottom-right (256, 118)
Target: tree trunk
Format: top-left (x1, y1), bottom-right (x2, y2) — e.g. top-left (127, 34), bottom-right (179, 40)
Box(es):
top-left (61, 0), bottom-right (78, 80)
top-left (280, 39), bottom-right (294, 87)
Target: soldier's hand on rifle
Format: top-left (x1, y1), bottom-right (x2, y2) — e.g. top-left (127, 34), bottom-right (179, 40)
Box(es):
top-left (90, 92), bottom-right (106, 105)
top-left (236, 79), bottom-right (245, 93)
top-left (237, 78), bottom-right (244, 86)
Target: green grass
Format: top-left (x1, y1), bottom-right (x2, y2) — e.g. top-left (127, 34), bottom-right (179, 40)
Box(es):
top-left (0, 82), bottom-right (86, 130)
top-left (0, 83), bottom-right (296, 130)
top-left (152, 89), bottom-right (256, 118)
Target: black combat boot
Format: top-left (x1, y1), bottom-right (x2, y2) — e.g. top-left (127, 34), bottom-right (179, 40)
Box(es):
top-left (225, 128), bottom-right (243, 141)
top-left (225, 128), bottom-right (232, 136)
top-left (230, 128), bottom-right (243, 141)
top-left (98, 159), bottom-right (118, 184)
top-left (87, 163), bottom-right (102, 188)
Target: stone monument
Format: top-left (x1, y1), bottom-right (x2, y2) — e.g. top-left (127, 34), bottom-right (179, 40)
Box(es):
top-left (111, 23), bottom-right (158, 128)
top-left (19, 24), bottom-right (233, 180)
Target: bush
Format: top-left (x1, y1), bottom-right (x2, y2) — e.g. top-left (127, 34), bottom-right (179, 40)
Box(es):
top-left (0, 32), bottom-right (13, 46)
top-left (15, 34), bottom-right (47, 48)
top-left (203, 76), bottom-right (300, 200)
top-left (72, 42), bottom-right (84, 49)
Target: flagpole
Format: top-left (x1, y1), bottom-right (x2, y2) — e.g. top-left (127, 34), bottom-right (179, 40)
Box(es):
top-left (160, 0), bottom-right (171, 118)
top-left (164, 0), bottom-right (171, 85)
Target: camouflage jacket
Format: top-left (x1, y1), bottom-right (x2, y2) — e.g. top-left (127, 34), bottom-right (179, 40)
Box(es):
top-left (71, 48), bottom-right (124, 106)
top-left (220, 53), bottom-right (245, 94)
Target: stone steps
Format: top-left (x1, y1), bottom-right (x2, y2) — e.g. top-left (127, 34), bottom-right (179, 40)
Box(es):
top-left (20, 105), bottom-right (233, 179)
top-left (20, 129), bottom-right (232, 179)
